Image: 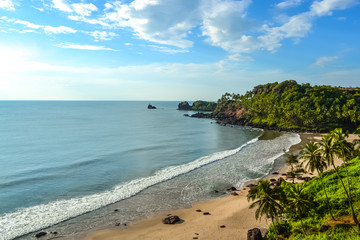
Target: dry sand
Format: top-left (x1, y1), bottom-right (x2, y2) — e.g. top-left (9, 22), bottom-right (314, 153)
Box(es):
top-left (82, 133), bottom-right (359, 240)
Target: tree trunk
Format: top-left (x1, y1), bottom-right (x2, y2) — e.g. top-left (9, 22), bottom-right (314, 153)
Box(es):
top-left (317, 169), bottom-right (336, 220)
top-left (332, 163), bottom-right (360, 228)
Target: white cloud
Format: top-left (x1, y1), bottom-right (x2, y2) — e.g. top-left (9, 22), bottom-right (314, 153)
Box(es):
top-left (14, 20), bottom-right (43, 29)
top-left (44, 26), bottom-right (77, 34)
top-left (56, 43), bottom-right (116, 51)
top-left (124, 43), bottom-right (132, 46)
top-left (150, 45), bottom-right (189, 54)
top-left (52, 0), bottom-right (72, 12)
top-left (277, 0), bottom-right (303, 9)
top-left (72, 3), bottom-right (97, 17)
top-left (0, 0), bottom-right (15, 11)
top-left (310, 0), bottom-right (358, 16)
top-left (312, 56), bottom-right (339, 67)
top-left (88, 31), bottom-right (117, 41)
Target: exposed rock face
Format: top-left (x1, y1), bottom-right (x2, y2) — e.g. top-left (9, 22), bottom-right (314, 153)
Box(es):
top-left (247, 228), bottom-right (263, 240)
top-left (177, 101), bottom-right (192, 110)
top-left (162, 215), bottom-right (181, 224)
top-left (148, 104), bottom-right (157, 109)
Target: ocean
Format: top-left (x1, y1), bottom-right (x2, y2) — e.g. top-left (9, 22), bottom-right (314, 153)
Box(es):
top-left (0, 101), bottom-right (300, 239)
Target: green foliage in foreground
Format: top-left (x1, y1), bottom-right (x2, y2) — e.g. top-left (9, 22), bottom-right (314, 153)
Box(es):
top-left (266, 156), bottom-right (360, 239)
top-left (214, 80), bottom-right (360, 132)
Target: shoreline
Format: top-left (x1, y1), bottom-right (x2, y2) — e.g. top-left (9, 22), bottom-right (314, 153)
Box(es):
top-left (79, 132), bottom-right (319, 240)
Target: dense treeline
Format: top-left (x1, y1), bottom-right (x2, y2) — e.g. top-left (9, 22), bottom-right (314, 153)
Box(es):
top-left (248, 129), bottom-right (360, 239)
top-left (214, 80), bottom-right (360, 132)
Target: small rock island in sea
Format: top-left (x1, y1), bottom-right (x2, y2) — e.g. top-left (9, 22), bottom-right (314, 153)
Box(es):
top-left (147, 104), bottom-right (157, 109)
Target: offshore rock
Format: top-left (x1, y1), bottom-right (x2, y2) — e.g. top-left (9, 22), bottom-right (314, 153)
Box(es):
top-left (177, 101), bottom-right (192, 110)
top-left (147, 104), bottom-right (157, 109)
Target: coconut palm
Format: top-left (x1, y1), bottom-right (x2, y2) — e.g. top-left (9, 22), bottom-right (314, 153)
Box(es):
top-left (247, 179), bottom-right (283, 239)
top-left (286, 154), bottom-right (304, 184)
top-left (300, 141), bottom-right (335, 220)
top-left (319, 132), bottom-right (360, 228)
top-left (284, 183), bottom-right (311, 235)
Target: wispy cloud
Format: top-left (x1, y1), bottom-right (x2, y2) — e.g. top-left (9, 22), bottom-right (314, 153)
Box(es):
top-left (0, 0), bottom-right (15, 11)
top-left (44, 26), bottom-right (77, 34)
top-left (276, 0), bottom-right (304, 9)
top-left (150, 45), bottom-right (189, 54)
top-left (87, 31), bottom-right (117, 41)
top-left (312, 56), bottom-right (339, 67)
top-left (56, 43), bottom-right (116, 51)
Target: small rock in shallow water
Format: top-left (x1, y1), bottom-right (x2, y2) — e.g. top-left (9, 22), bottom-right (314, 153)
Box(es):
top-left (114, 209), bottom-right (119, 212)
top-left (35, 232), bottom-right (47, 238)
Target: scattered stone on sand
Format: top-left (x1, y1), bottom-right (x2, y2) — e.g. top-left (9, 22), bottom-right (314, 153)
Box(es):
top-left (247, 228), bottom-right (263, 240)
top-left (220, 225), bottom-right (226, 228)
top-left (231, 192), bottom-right (239, 196)
top-left (167, 213), bottom-right (172, 216)
top-left (203, 212), bottom-right (211, 215)
top-left (270, 178), bottom-right (277, 182)
top-left (272, 172), bottom-right (279, 175)
top-left (35, 232), bottom-right (47, 238)
top-left (162, 215), bottom-right (181, 224)
top-left (123, 223), bottom-right (127, 226)
top-left (246, 184), bottom-right (255, 188)
top-left (196, 209), bottom-right (202, 212)
top-left (282, 173), bottom-right (287, 176)
top-left (193, 237), bottom-right (198, 239)
top-left (195, 233), bottom-right (199, 235)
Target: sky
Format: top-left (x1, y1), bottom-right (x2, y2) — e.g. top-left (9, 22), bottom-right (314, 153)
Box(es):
top-left (0, 0), bottom-right (359, 100)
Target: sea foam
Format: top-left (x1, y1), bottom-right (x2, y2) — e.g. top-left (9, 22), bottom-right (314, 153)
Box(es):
top-left (0, 136), bottom-right (260, 239)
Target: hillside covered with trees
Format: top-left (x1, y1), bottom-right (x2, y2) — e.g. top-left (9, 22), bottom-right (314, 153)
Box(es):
top-left (214, 80), bottom-right (360, 132)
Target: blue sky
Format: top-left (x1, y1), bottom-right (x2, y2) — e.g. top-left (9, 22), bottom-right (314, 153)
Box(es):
top-left (0, 0), bottom-right (359, 100)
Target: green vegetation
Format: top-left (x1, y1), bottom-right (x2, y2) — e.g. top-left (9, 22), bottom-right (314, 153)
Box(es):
top-left (191, 100), bottom-right (217, 111)
top-left (248, 129), bottom-right (360, 239)
top-left (214, 80), bottom-right (360, 132)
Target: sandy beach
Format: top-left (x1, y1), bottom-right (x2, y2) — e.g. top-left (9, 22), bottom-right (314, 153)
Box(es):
top-left (82, 133), bottom-right (358, 240)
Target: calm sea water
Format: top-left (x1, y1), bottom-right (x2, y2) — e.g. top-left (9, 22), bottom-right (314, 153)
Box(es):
top-left (0, 101), bottom-right (300, 239)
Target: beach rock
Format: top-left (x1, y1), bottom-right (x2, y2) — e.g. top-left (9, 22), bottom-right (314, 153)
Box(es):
top-left (270, 178), bottom-right (277, 182)
top-left (319, 225), bottom-right (330, 232)
top-left (193, 237), bottom-right (198, 239)
top-left (162, 215), bottom-right (181, 224)
top-left (147, 104), bottom-right (156, 109)
top-left (247, 184), bottom-right (255, 188)
top-left (303, 177), bottom-right (312, 182)
top-left (282, 173), bottom-right (287, 176)
top-left (177, 101), bottom-right (192, 110)
top-left (247, 228), bottom-right (263, 240)
top-left (35, 232), bottom-right (47, 238)
top-left (272, 172), bottom-right (279, 175)
top-left (195, 233), bottom-right (199, 235)
top-left (227, 186), bottom-right (237, 191)
top-left (231, 192), bottom-right (239, 196)
top-left (203, 212), bottom-right (211, 215)
top-left (220, 225), bottom-right (226, 228)
top-left (114, 209), bottom-right (119, 212)
top-left (196, 209), bottom-right (202, 212)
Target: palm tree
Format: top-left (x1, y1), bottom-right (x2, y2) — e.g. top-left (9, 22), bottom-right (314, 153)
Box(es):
top-left (300, 141), bottom-right (335, 220)
top-left (247, 179), bottom-right (283, 239)
top-left (284, 183), bottom-right (311, 235)
top-left (286, 154), bottom-right (304, 183)
top-left (319, 132), bottom-right (360, 228)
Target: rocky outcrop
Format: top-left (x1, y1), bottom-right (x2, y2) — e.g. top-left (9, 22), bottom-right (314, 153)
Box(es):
top-left (177, 101), bottom-right (192, 110)
top-left (162, 215), bottom-right (181, 224)
top-left (148, 104), bottom-right (157, 109)
top-left (35, 232), bottom-right (47, 238)
top-left (247, 228), bottom-right (263, 240)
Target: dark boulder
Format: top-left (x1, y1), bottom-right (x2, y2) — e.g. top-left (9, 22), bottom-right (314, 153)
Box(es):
top-left (227, 186), bottom-right (237, 191)
top-left (272, 172), bottom-right (279, 175)
top-left (231, 192), bottom-right (239, 196)
top-left (203, 212), bottom-right (211, 215)
top-left (247, 228), bottom-right (263, 240)
top-left (35, 232), bottom-right (47, 238)
top-left (270, 178), bottom-right (277, 182)
top-left (162, 215), bottom-right (181, 224)
top-left (319, 225), bottom-right (330, 232)
top-left (177, 101), bottom-right (192, 110)
top-left (147, 104), bottom-right (156, 109)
